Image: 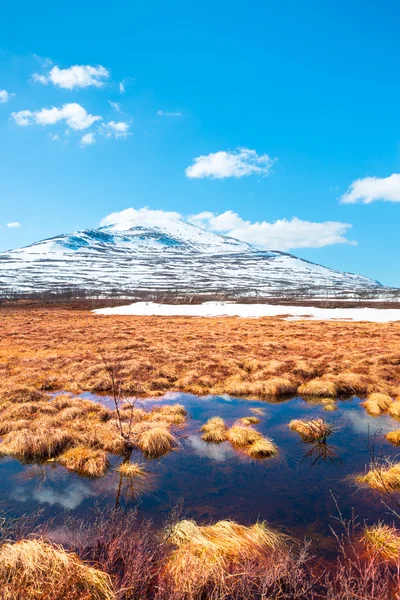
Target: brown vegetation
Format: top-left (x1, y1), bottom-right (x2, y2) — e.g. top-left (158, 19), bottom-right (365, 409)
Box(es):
top-left (362, 393), bottom-right (393, 416)
top-left (289, 418), bottom-right (333, 442)
top-left (200, 417), bottom-right (228, 443)
top-left (0, 538), bottom-right (115, 600)
top-left (0, 393), bottom-right (186, 471)
top-left (58, 446), bottom-right (109, 477)
top-left (1, 305), bottom-right (400, 404)
top-left (362, 523), bottom-right (400, 562)
top-left (356, 460), bottom-right (400, 493)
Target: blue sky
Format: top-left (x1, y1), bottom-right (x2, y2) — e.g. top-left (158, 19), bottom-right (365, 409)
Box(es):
top-left (1, 0), bottom-right (400, 285)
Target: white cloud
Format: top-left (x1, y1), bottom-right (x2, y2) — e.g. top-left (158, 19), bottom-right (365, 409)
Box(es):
top-left (12, 103), bottom-right (101, 131)
top-left (108, 100), bottom-right (120, 112)
top-left (100, 206), bottom-right (354, 250)
top-left (32, 64), bottom-right (110, 89)
top-left (100, 120), bottom-right (130, 139)
top-left (81, 132), bottom-right (95, 146)
top-left (119, 81), bottom-right (125, 93)
top-left (186, 147), bottom-right (276, 179)
top-left (157, 110), bottom-right (182, 117)
top-left (340, 173), bottom-right (400, 204)
top-left (7, 221), bottom-right (20, 228)
top-left (49, 133), bottom-right (59, 141)
top-left (0, 90), bottom-right (10, 103)
top-left (100, 207), bottom-right (181, 228)
top-left (188, 210), bottom-right (354, 250)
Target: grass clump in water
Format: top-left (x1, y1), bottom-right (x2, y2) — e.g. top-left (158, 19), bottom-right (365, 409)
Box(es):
top-left (362, 523), bottom-right (400, 561)
top-left (245, 437), bottom-right (278, 458)
top-left (289, 418), bottom-right (333, 443)
top-left (0, 538), bottom-right (115, 600)
top-left (363, 393), bottom-right (392, 416)
top-left (137, 425), bottom-right (178, 457)
top-left (385, 431), bottom-right (400, 445)
top-left (58, 446), bottom-right (109, 477)
top-left (200, 417), bottom-right (228, 443)
top-left (227, 424), bottom-right (262, 447)
top-left (356, 460), bottom-right (400, 493)
top-left (117, 461), bottom-right (146, 477)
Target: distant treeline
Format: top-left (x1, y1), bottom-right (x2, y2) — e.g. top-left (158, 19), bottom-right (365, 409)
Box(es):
top-left (1, 285), bottom-right (400, 310)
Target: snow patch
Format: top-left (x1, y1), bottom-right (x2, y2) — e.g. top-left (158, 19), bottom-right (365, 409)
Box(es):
top-left (93, 301), bottom-right (400, 322)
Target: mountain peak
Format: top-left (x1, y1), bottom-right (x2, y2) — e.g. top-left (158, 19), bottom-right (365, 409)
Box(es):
top-left (0, 218), bottom-right (384, 298)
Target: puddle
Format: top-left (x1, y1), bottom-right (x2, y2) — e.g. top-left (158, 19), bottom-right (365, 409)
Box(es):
top-left (0, 393), bottom-right (398, 543)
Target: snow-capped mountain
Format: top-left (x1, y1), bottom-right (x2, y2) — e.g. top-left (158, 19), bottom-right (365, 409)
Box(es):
top-left (0, 218), bottom-right (384, 297)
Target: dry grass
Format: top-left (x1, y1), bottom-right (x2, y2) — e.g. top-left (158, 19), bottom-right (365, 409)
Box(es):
top-left (244, 436), bottom-right (278, 458)
top-left (362, 523), bottom-right (400, 561)
top-left (0, 538), bottom-right (115, 600)
top-left (58, 446), bottom-right (109, 477)
top-left (200, 417), bottom-right (228, 443)
top-left (117, 461), bottom-right (146, 477)
top-left (389, 400), bottom-right (400, 418)
top-left (298, 379), bottom-right (338, 397)
top-left (227, 424), bottom-right (262, 447)
top-left (362, 393), bottom-right (392, 416)
top-left (1, 306), bottom-right (400, 404)
top-left (289, 418), bottom-right (333, 442)
top-left (164, 519), bottom-right (289, 597)
top-left (385, 431), bottom-right (400, 445)
top-left (356, 460), bottom-right (400, 493)
top-left (137, 425), bottom-right (178, 457)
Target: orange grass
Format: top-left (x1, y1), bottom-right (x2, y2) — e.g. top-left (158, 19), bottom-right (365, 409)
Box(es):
top-left (356, 460), bottom-right (400, 492)
top-left (137, 424), bottom-right (178, 457)
top-left (362, 393), bottom-right (392, 416)
top-left (386, 431), bottom-right (400, 445)
top-left (289, 418), bottom-right (333, 442)
top-left (0, 538), bottom-right (115, 600)
top-left (200, 416), bottom-right (228, 443)
top-left (117, 461), bottom-right (146, 477)
top-left (58, 446), bottom-right (109, 477)
top-left (362, 523), bottom-right (400, 561)
top-left (227, 424), bottom-right (262, 447)
top-left (244, 436), bottom-right (278, 458)
top-left (164, 519), bottom-right (290, 597)
top-left (1, 306), bottom-right (400, 403)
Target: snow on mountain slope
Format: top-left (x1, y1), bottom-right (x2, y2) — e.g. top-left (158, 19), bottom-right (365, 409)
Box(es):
top-left (0, 217), bottom-right (383, 297)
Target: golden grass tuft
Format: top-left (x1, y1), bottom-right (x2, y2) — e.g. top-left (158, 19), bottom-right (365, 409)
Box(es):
top-left (0, 428), bottom-right (74, 460)
top-left (356, 461), bottom-right (400, 493)
top-left (238, 416), bottom-right (261, 425)
top-left (0, 538), bottom-right (115, 600)
top-left (262, 377), bottom-right (297, 396)
top-left (289, 418), bottom-right (333, 442)
top-left (363, 393), bottom-right (392, 416)
top-left (117, 461), bottom-right (146, 477)
top-left (245, 436), bottom-right (278, 458)
top-left (362, 523), bottom-right (400, 561)
top-left (298, 379), bottom-right (338, 397)
top-left (227, 424), bottom-right (262, 447)
top-left (386, 431), bottom-right (400, 445)
top-left (58, 446), bottom-right (109, 477)
top-left (200, 417), bottom-right (228, 443)
top-left (389, 400), bottom-right (400, 419)
top-left (137, 425), bottom-right (178, 457)
top-left (165, 519), bottom-right (289, 596)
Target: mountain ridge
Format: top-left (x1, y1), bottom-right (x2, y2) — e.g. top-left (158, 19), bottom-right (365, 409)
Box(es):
top-left (0, 217), bottom-right (385, 298)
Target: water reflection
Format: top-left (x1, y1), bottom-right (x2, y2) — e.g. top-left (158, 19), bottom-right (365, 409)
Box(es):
top-left (1, 393), bottom-right (399, 537)
top-left (186, 435), bottom-right (236, 462)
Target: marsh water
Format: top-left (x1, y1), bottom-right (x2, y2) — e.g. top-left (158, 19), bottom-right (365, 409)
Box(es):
top-left (0, 392), bottom-right (398, 546)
